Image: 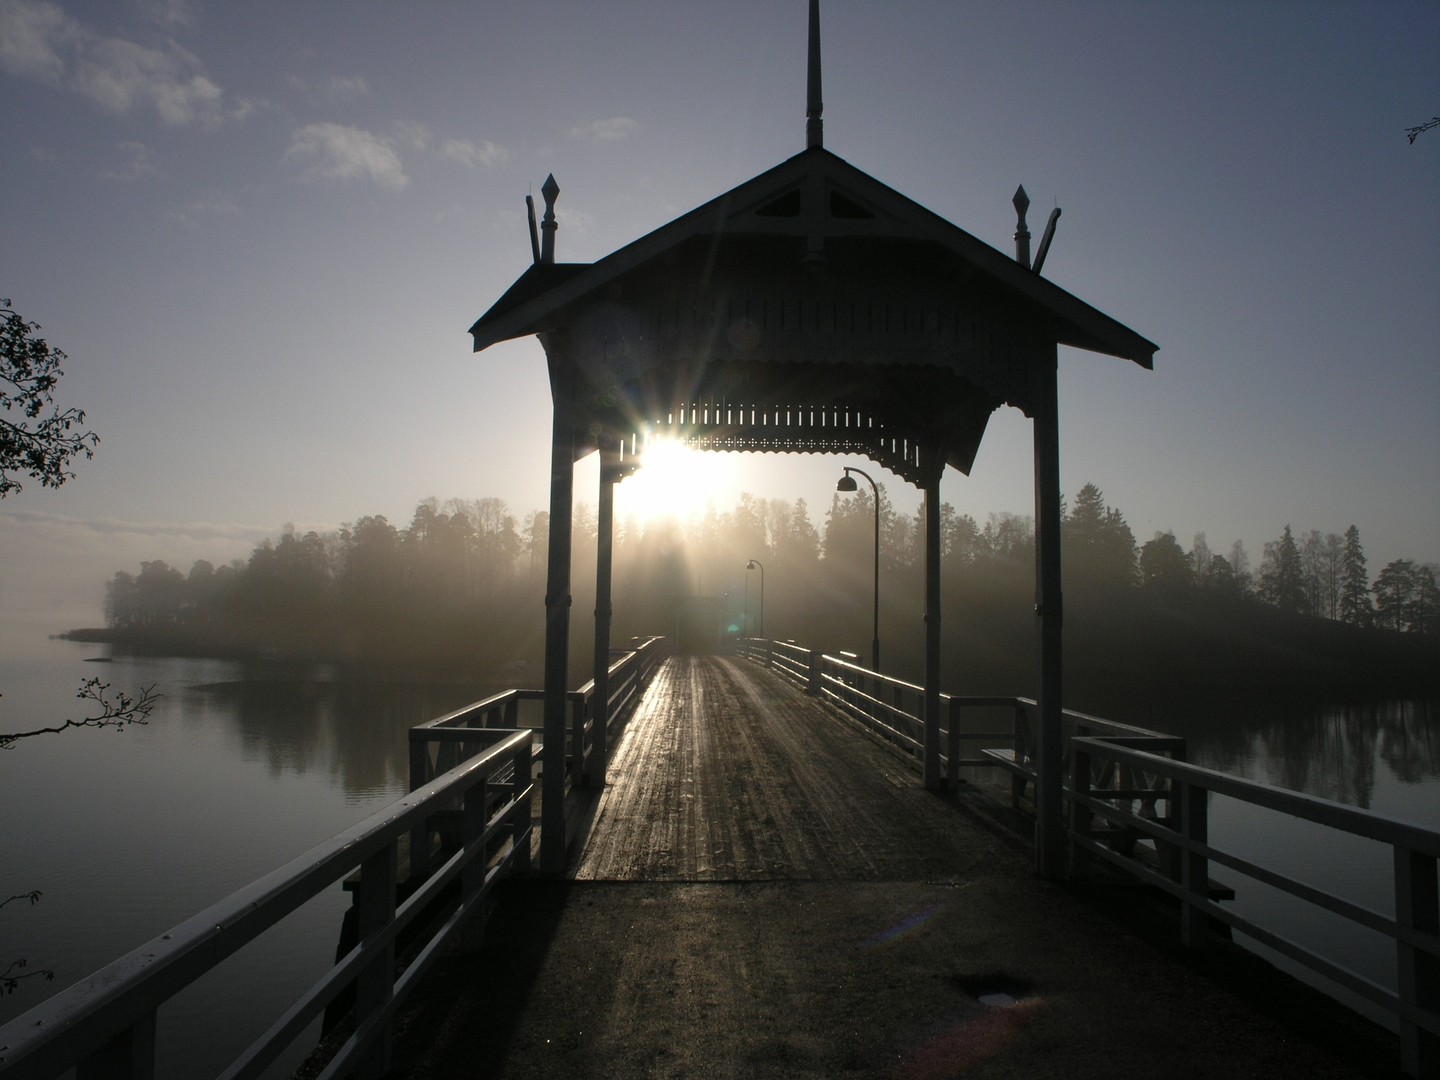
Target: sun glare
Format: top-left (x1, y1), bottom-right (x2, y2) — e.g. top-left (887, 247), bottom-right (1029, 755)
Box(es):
top-left (615, 438), bottom-right (732, 524)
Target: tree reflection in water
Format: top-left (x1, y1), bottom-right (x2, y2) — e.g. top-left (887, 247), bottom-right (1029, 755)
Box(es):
top-left (191, 666), bottom-right (502, 798)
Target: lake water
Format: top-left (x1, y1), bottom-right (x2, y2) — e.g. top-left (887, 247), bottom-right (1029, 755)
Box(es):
top-left (2, 634), bottom-right (1436, 1075)
top-left (0, 632), bottom-right (496, 1079)
top-left (1157, 697), bottom-right (1440, 1028)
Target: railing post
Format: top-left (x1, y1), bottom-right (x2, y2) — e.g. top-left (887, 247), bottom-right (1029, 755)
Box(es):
top-left (514, 735), bottom-right (533, 875)
top-left (1179, 780), bottom-right (1210, 949)
top-left (408, 731), bottom-right (432, 881)
top-left (570, 693), bottom-right (587, 785)
top-left (1069, 739), bottom-right (1092, 880)
top-left (460, 774), bottom-right (490, 952)
top-left (946, 697), bottom-right (962, 791)
top-left (1395, 846), bottom-right (1440, 1078)
top-left (76, 1012), bottom-right (156, 1080)
top-left (354, 842), bottom-right (397, 1079)
top-left (1010, 705), bottom-right (1028, 809)
top-left (806, 649), bottom-right (821, 695)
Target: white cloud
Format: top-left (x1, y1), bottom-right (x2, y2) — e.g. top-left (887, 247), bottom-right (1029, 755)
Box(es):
top-left (285, 122), bottom-right (409, 191)
top-left (96, 139), bottom-right (159, 181)
top-left (568, 116), bottom-right (638, 142)
top-left (0, 0), bottom-right (76, 81)
top-left (324, 74), bottom-right (367, 102)
top-left (0, 0), bottom-right (223, 127)
top-left (556, 207), bottom-right (595, 233)
top-left (229, 96), bottom-right (271, 123)
top-left (75, 37), bottom-right (221, 126)
top-left (393, 119), bottom-right (431, 152)
top-left (438, 137), bottom-right (508, 167)
top-left (131, 0), bottom-right (193, 29)
top-left (173, 189), bottom-right (239, 229)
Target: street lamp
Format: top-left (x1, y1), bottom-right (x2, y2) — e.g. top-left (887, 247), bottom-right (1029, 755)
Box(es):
top-left (746, 559), bottom-right (764, 639)
top-left (836, 466), bottom-right (880, 673)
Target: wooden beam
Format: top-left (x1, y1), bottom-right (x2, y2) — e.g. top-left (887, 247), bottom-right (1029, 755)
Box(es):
top-left (1032, 346), bottom-right (1065, 880)
top-left (540, 358), bottom-right (575, 874)
top-left (923, 460), bottom-right (943, 791)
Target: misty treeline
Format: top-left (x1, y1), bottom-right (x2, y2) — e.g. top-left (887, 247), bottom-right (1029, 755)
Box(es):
top-left (95, 483), bottom-right (1437, 708)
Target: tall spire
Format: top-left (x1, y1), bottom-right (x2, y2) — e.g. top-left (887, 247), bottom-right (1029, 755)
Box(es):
top-left (806, 0), bottom-right (823, 150)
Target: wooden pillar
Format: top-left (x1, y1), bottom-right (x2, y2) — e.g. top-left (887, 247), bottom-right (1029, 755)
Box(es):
top-left (1033, 347), bottom-right (1066, 880)
top-left (540, 365), bottom-right (575, 874)
top-left (590, 440), bottom-right (620, 788)
top-left (923, 461), bottom-right (943, 790)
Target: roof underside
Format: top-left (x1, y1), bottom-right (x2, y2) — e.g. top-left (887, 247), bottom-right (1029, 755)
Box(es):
top-left (468, 147), bottom-right (1154, 483)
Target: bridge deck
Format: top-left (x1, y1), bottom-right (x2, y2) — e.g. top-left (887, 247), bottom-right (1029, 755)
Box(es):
top-left (386, 656), bottom-right (1391, 1079)
top-left (575, 654), bottom-right (992, 882)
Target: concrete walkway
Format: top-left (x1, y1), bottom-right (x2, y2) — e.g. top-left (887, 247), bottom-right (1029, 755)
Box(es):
top-left (384, 657), bottom-right (1398, 1078)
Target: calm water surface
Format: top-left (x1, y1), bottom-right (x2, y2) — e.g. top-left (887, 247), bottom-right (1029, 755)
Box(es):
top-left (2, 633), bottom-right (1436, 1074)
top-left (1134, 697), bottom-right (1440, 1028)
top-left (0, 633), bottom-right (495, 1079)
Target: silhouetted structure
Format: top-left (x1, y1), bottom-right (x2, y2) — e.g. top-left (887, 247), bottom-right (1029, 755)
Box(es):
top-left (469, 0), bottom-right (1156, 874)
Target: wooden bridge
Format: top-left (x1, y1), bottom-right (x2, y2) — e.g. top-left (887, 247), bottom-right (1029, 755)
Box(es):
top-left (4, 639), bottom-right (1435, 1079)
top-left (3, 14), bottom-right (1435, 1073)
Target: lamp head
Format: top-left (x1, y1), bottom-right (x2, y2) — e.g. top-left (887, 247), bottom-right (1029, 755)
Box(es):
top-left (746, 560), bottom-right (758, 570)
top-left (835, 474), bottom-right (858, 492)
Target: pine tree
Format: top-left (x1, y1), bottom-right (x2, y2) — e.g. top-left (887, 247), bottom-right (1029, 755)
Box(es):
top-left (1413, 565), bottom-right (1439, 635)
top-left (1062, 483), bottom-right (1136, 589)
top-left (1373, 559), bottom-right (1416, 631)
top-left (1259, 524), bottom-right (1309, 614)
top-left (1339, 524), bottom-right (1372, 627)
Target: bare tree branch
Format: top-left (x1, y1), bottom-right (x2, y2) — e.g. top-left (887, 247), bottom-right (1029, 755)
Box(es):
top-left (0, 678), bottom-right (160, 749)
top-left (3, 957), bottom-right (55, 995)
top-left (1405, 117), bottom-right (1440, 144)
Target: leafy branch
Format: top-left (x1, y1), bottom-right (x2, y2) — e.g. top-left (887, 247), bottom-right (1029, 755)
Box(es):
top-left (1, 298), bottom-right (99, 496)
top-left (0, 678), bottom-right (161, 749)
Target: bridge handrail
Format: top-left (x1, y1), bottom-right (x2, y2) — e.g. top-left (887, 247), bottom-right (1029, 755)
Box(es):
top-left (1070, 735), bottom-right (1440, 1071)
top-left (0, 729), bottom-right (534, 1080)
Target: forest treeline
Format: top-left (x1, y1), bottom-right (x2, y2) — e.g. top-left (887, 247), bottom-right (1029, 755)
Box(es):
top-left (86, 483), bottom-right (1439, 711)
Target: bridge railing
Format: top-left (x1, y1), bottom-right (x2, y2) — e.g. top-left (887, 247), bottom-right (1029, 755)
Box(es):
top-left (408, 635), bottom-right (666, 875)
top-left (734, 638), bottom-right (1437, 1076)
top-left (1070, 736), bottom-right (1440, 1078)
top-left (0, 729), bottom-right (534, 1080)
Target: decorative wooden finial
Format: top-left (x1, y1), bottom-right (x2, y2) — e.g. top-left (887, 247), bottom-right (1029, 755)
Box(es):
top-left (1012, 184), bottom-right (1031, 269)
top-left (525, 193), bottom-right (541, 264)
top-left (806, 0), bottom-right (823, 150)
top-left (1032, 207), bottom-right (1062, 275)
top-left (540, 173), bottom-right (559, 264)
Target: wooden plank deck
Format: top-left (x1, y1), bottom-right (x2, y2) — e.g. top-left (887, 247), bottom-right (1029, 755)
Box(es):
top-left (574, 654), bottom-right (1003, 882)
top-left (385, 656), bottom-right (1393, 1079)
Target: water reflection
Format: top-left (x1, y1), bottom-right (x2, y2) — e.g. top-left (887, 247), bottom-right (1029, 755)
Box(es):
top-left (1163, 700), bottom-right (1438, 815)
top-left (189, 666), bottom-right (501, 797)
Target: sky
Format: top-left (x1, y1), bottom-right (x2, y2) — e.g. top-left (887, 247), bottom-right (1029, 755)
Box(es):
top-left (0, 0), bottom-right (1436, 636)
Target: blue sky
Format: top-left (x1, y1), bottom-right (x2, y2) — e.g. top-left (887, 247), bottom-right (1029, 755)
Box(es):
top-left (1, 0), bottom-right (1436, 633)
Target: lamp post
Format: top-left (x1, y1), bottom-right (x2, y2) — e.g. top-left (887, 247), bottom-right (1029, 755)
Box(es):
top-left (836, 466), bottom-right (880, 673)
top-left (746, 559), bottom-right (764, 639)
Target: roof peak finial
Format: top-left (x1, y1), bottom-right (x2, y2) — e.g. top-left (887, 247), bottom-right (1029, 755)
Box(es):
top-left (806, 0), bottom-right (823, 150)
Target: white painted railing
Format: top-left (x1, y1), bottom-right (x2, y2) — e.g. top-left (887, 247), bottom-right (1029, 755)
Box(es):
top-left (736, 637), bottom-right (1439, 1077)
top-left (1070, 736), bottom-right (1439, 1079)
top-left (0, 729), bottom-right (533, 1080)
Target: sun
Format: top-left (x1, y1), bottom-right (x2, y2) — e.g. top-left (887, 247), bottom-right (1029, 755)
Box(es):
top-left (614, 437), bottom-right (732, 524)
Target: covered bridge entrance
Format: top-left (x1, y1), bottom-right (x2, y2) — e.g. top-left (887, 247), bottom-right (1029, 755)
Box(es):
top-left (468, 1), bottom-right (1156, 876)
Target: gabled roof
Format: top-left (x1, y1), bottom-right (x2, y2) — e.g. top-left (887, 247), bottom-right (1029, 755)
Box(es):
top-left (470, 146), bottom-right (1156, 369)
